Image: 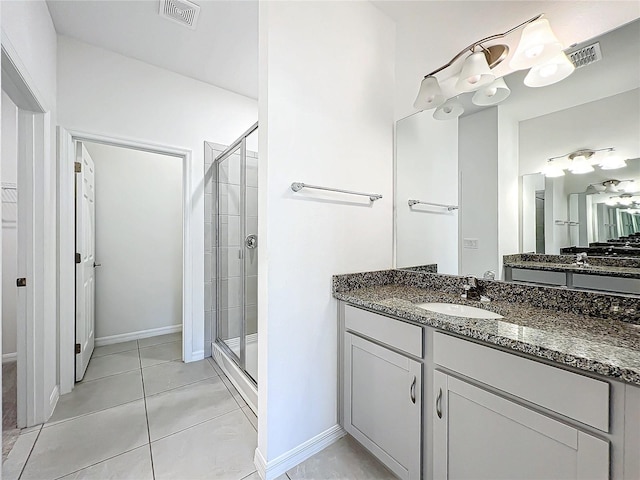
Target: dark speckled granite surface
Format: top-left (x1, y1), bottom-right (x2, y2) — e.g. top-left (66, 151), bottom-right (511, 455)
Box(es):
top-left (333, 270), bottom-right (640, 386)
top-left (504, 254), bottom-right (640, 279)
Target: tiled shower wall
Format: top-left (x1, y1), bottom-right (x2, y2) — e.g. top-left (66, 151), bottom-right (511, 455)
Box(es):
top-left (204, 143), bottom-right (258, 347)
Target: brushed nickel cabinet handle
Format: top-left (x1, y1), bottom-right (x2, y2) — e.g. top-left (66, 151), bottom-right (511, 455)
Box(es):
top-left (436, 388), bottom-right (443, 419)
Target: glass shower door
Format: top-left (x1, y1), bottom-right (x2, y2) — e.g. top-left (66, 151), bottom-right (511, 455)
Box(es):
top-left (215, 127), bottom-right (258, 384)
top-left (216, 144), bottom-right (243, 365)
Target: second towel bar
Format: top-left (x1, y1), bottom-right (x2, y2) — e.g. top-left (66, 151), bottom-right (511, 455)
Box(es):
top-left (408, 199), bottom-right (458, 211)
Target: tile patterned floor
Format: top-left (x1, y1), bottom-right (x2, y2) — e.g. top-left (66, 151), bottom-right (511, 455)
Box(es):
top-left (2, 334), bottom-right (395, 480)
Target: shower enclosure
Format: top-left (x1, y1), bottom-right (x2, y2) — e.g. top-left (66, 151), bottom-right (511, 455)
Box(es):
top-left (205, 123), bottom-right (258, 409)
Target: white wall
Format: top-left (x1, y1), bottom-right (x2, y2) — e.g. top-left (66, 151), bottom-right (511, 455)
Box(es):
top-left (57, 36), bottom-right (258, 359)
top-left (2, 0), bottom-right (59, 419)
top-left (459, 108), bottom-right (498, 277)
top-left (257, 0), bottom-right (395, 473)
top-left (395, 111), bottom-right (458, 273)
top-left (2, 91), bottom-right (18, 358)
top-left (84, 142), bottom-right (183, 340)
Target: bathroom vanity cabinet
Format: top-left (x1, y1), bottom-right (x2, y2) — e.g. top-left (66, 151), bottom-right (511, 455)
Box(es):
top-left (342, 305), bottom-right (422, 480)
top-left (339, 302), bottom-right (640, 480)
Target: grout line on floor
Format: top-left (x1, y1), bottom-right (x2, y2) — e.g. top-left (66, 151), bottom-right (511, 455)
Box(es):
top-left (148, 405), bottom-right (242, 444)
top-left (239, 471), bottom-right (258, 480)
top-left (16, 424), bottom-right (43, 480)
top-left (79, 365), bottom-right (142, 385)
top-left (42, 396), bottom-right (145, 429)
top-left (141, 372), bottom-right (221, 399)
top-left (138, 341), bottom-right (156, 480)
top-left (50, 445), bottom-right (150, 480)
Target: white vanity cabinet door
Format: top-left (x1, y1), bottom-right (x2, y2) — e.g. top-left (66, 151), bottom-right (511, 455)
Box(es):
top-left (344, 332), bottom-right (421, 480)
top-left (433, 370), bottom-right (609, 480)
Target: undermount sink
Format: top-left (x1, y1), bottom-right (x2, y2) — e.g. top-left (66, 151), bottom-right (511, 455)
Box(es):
top-left (416, 302), bottom-right (503, 319)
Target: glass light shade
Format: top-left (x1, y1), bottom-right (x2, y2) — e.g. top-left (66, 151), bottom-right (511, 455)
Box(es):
top-left (413, 76), bottom-right (445, 111)
top-left (604, 183), bottom-right (619, 193)
top-left (524, 52), bottom-right (575, 87)
top-left (433, 99), bottom-right (464, 120)
top-left (472, 77), bottom-right (511, 106)
top-left (455, 52), bottom-right (495, 92)
top-left (585, 184), bottom-right (606, 194)
top-left (568, 156), bottom-right (595, 174)
top-left (599, 151), bottom-right (627, 170)
top-left (619, 196), bottom-right (633, 206)
top-left (510, 18), bottom-right (564, 70)
top-left (618, 180), bottom-right (635, 192)
top-left (542, 161), bottom-right (565, 177)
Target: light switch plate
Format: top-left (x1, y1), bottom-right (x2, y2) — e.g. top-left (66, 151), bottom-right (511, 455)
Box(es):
top-left (463, 238), bottom-right (479, 249)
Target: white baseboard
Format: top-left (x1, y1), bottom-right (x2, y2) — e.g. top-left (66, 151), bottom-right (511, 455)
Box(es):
top-left (2, 352), bottom-right (17, 363)
top-left (254, 425), bottom-right (347, 480)
top-left (95, 324), bottom-right (182, 347)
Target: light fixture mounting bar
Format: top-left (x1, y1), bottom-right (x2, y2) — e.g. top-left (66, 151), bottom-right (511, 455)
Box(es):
top-left (423, 13), bottom-right (544, 78)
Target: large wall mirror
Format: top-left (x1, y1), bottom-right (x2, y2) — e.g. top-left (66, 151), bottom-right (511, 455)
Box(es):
top-left (395, 18), bottom-right (640, 278)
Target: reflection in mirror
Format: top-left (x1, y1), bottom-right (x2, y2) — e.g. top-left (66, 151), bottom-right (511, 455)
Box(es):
top-left (395, 18), bottom-right (640, 282)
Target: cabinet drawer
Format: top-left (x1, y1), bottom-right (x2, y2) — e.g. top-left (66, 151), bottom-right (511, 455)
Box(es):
top-left (511, 268), bottom-right (566, 286)
top-left (345, 305), bottom-right (422, 357)
top-left (433, 333), bottom-right (609, 431)
top-left (573, 273), bottom-right (640, 295)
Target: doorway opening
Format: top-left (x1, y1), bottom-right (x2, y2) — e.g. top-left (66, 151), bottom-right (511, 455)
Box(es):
top-left (74, 141), bottom-right (184, 382)
top-left (59, 131), bottom-right (193, 395)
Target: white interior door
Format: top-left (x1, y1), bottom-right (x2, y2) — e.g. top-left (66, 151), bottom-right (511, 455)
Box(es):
top-left (75, 142), bottom-right (96, 381)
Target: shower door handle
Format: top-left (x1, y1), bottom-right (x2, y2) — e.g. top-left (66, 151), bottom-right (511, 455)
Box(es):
top-left (245, 234), bottom-right (258, 249)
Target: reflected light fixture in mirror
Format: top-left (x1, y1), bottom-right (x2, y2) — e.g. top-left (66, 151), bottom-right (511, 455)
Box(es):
top-left (600, 149), bottom-right (627, 170)
top-left (541, 160), bottom-right (565, 177)
top-left (541, 147), bottom-right (630, 177)
top-left (568, 150), bottom-right (595, 174)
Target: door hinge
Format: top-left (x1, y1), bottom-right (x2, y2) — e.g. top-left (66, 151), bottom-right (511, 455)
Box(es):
top-left (75, 343), bottom-right (81, 354)
top-left (16, 278), bottom-right (27, 287)
top-left (75, 253), bottom-right (81, 264)
top-left (74, 161), bottom-right (82, 173)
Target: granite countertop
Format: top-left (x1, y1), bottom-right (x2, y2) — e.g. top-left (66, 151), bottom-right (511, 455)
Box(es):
top-left (504, 260), bottom-right (640, 279)
top-left (334, 284), bottom-right (640, 386)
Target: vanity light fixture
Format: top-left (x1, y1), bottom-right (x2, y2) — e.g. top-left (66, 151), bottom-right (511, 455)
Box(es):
top-left (472, 77), bottom-right (511, 106)
top-left (524, 52), bottom-right (575, 88)
top-left (433, 97), bottom-right (465, 120)
top-left (413, 14), bottom-right (571, 120)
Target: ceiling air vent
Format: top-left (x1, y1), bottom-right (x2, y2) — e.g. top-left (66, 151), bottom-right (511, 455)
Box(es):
top-left (159, 0), bottom-right (201, 30)
top-left (566, 42), bottom-right (602, 69)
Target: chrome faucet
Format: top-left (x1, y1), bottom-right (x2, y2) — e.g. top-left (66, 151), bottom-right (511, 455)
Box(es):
top-left (575, 252), bottom-right (588, 266)
top-left (463, 276), bottom-right (482, 301)
top-left (483, 270), bottom-right (496, 281)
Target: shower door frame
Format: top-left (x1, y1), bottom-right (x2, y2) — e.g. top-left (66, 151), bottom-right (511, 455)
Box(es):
top-left (213, 122), bottom-right (258, 385)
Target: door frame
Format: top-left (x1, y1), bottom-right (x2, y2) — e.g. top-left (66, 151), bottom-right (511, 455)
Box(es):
top-left (58, 129), bottom-right (193, 394)
top-left (1, 37), bottom-right (56, 426)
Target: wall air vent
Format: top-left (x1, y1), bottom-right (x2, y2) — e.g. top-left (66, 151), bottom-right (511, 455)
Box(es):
top-left (159, 0), bottom-right (200, 30)
top-left (566, 42), bottom-right (602, 69)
